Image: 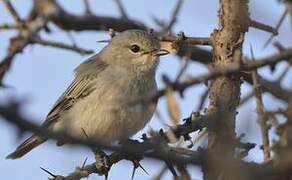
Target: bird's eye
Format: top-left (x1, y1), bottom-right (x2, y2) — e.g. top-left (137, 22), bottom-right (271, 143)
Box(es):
top-left (130, 44), bottom-right (140, 53)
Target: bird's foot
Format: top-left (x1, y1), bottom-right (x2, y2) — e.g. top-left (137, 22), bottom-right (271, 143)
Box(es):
top-left (94, 149), bottom-right (111, 179)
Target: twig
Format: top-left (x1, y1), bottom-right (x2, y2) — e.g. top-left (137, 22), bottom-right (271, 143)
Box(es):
top-left (263, 9), bottom-right (289, 48)
top-left (30, 37), bottom-right (94, 55)
top-left (276, 64), bottom-right (291, 82)
top-left (152, 165), bottom-right (168, 180)
top-left (83, 0), bottom-right (91, 14)
top-left (239, 90), bottom-right (254, 106)
top-left (165, 0), bottom-right (184, 31)
top-left (2, 0), bottom-right (22, 23)
top-left (115, 0), bottom-right (129, 19)
top-left (0, 36), bottom-right (30, 85)
top-left (190, 128), bottom-right (207, 146)
top-left (130, 48), bottom-right (292, 105)
top-left (250, 20), bottom-right (278, 35)
top-left (176, 165), bottom-right (191, 180)
top-left (196, 89), bottom-right (209, 111)
top-left (250, 47), bottom-right (271, 162)
top-left (0, 23), bottom-right (18, 29)
top-left (160, 35), bottom-right (212, 46)
top-left (174, 56), bottom-right (190, 82)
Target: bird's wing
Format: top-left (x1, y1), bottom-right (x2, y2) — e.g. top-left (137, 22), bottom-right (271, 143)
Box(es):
top-left (42, 56), bottom-right (108, 128)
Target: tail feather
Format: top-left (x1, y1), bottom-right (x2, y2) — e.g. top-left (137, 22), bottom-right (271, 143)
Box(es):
top-left (6, 135), bottom-right (47, 159)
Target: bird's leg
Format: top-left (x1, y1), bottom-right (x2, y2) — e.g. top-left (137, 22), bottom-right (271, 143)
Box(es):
top-left (94, 148), bottom-right (111, 179)
top-left (81, 129), bottom-right (111, 178)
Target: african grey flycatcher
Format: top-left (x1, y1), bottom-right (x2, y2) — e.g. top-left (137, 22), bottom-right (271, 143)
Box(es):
top-left (7, 29), bottom-right (168, 159)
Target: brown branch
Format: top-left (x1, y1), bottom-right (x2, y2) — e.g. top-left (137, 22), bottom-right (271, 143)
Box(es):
top-left (204, 0), bottom-right (249, 179)
top-left (0, 99), bottom-right (204, 163)
top-left (165, 0), bottom-right (184, 31)
top-left (0, 36), bottom-right (30, 86)
top-left (50, 2), bottom-right (146, 32)
top-left (2, 0), bottom-right (22, 23)
top-left (0, 23), bottom-right (18, 29)
top-left (242, 72), bottom-right (292, 102)
top-left (30, 37), bottom-right (93, 55)
top-left (250, 20), bottom-right (278, 35)
top-left (133, 48), bottom-right (292, 105)
top-left (114, 0), bottom-right (129, 19)
top-left (264, 8), bottom-right (289, 48)
top-left (250, 47), bottom-right (271, 162)
top-left (160, 35), bottom-right (212, 46)
top-left (83, 0), bottom-right (91, 15)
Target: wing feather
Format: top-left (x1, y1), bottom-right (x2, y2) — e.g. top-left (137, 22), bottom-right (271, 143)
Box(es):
top-left (43, 56), bottom-right (108, 127)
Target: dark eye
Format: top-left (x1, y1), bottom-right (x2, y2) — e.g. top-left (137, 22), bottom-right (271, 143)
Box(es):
top-left (130, 44), bottom-right (140, 53)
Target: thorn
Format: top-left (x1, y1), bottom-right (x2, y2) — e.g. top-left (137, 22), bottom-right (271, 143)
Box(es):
top-left (137, 162), bottom-right (149, 175)
top-left (263, 9), bottom-right (288, 49)
top-left (131, 165), bottom-right (137, 180)
top-left (97, 40), bottom-right (110, 43)
top-left (165, 162), bottom-right (178, 177)
top-left (40, 167), bottom-right (56, 178)
top-left (133, 160), bottom-right (149, 175)
top-left (82, 157), bottom-right (88, 168)
top-left (104, 173), bottom-right (108, 180)
top-left (81, 128), bottom-right (89, 139)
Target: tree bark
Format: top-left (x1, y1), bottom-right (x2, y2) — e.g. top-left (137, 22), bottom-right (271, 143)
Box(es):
top-left (204, 0), bottom-right (250, 180)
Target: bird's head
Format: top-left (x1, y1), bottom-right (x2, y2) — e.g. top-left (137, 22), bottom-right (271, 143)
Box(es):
top-left (100, 30), bottom-right (168, 73)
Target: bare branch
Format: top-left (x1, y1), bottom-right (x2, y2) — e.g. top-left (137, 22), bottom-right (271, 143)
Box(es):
top-left (30, 37), bottom-right (94, 55)
top-left (165, 0), bottom-right (184, 31)
top-left (0, 36), bottom-right (30, 86)
top-left (0, 23), bottom-right (18, 29)
top-left (250, 47), bottom-right (271, 162)
top-left (133, 48), bottom-right (292, 105)
top-left (83, 0), bottom-right (91, 15)
top-left (250, 20), bottom-right (278, 35)
top-left (114, 0), bottom-right (129, 19)
top-left (264, 8), bottom-right (288, 48)
top-left (2, 0), bottom-right (22, 23)
top-left (160, 35), bottom-right (212, 46)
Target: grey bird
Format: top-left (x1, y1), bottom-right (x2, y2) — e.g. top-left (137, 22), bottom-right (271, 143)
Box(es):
top-left (7, 29), bottom-right (168, 159)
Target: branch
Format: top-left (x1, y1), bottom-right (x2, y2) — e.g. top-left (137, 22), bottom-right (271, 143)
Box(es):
top-left (133, 48), bottom-right (292, 105)
top-left (2, 0), bottom-right (22, 23)
top-left (160, 34), bottom-right (212, 46)
top-left (0, 100), bottom-right (204, 164)
top-left (50, 2), bottom-right (146, 31)
top-left (250, 47), bottom-right (271, 162)
top-left (250, 20), bottom-right (278, 35)
top-left (30, 37), bottom-right (93, 55)
top-left (165, 0), bottom-right (184, 31)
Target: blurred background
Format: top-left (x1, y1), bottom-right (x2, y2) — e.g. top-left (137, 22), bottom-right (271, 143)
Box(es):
top-left (0, 0), bottom-right (291, 179)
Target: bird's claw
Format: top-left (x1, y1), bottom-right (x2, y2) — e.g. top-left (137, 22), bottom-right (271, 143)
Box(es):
top-left (94, 149), bottom-right (111, 177)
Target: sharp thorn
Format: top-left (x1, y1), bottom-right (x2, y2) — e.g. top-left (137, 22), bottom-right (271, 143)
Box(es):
top-left (40, 167), bottom-right (56, 178)
top-left (104, 172), bottom-right (109, 180)
top-left (97, 40), bottom-right (110, 43)
top-left (135, 161), bottom-right (149, 175)
top-left (165, 162), bottom-right (178, 177)
top-left (82, 157), bottom-right (88, 168)
top-left (131, 165), bottom-right (137, 180)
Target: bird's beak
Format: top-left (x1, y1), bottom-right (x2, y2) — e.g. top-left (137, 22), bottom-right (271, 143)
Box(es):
top-left (154, 49), bottom-right (170, 56)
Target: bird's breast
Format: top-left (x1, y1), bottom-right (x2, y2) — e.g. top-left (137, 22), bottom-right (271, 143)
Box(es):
top-left (59, 72), bottom-right (157, 142)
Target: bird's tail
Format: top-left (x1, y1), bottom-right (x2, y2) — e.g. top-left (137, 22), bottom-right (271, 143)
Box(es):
top-left (6, 135), bottom-right (47, 159)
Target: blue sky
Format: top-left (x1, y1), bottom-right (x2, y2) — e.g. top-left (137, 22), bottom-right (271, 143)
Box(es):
top-left (0, 0), bottom-right (291, 179)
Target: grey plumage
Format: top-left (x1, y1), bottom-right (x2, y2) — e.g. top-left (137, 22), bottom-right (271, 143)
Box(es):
top-left (7, 30), bottom-right (165, 159)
